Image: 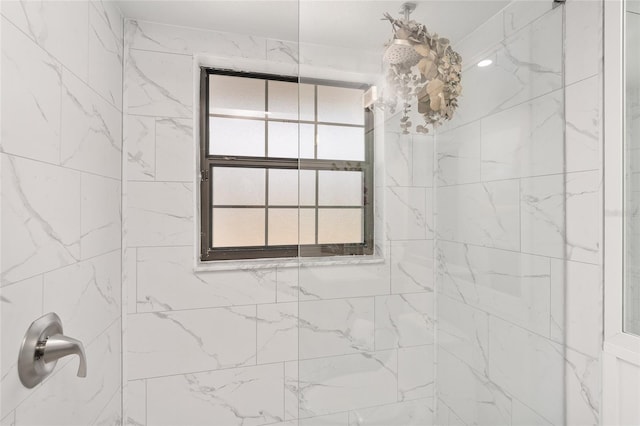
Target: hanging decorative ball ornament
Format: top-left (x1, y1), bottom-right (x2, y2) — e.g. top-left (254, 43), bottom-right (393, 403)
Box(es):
top-left (382, 3), bottom-right (463, 134)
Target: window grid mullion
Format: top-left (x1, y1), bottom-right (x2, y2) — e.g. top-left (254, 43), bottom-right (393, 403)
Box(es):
top-left (264, 80), bottom-right (269, 247)
top-left (207, 113), bottom-right (366, 130)
top-left (314, 84), bottom-right (319, 245)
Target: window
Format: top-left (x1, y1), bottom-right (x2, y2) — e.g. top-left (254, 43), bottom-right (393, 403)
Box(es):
top-left (199, 68), bottom-right (374, 261)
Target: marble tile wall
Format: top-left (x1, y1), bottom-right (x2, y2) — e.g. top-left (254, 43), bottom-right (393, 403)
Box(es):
top-left (434, 1), bottom-right (603, 425)
top-left (1, 0), bottom-right (124, 424)
top-left (123, 17), bottom-right (434, 426)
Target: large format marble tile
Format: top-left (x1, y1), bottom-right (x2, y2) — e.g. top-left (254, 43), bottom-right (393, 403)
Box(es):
top-left (481, 90), bottom-right (564, 181)
top-left (128, 306), bottom-right (256, 379)
top-left (398, 345), bottom-right (434, 401)
top-left (257, 302), bottom-right (298, 364)
top-left (437, 180), bottom-right (520, 250)
top-left (565, 170), bottom-right (602, 264)
top-left (1, 155), bottom-right (81, 285)
top-left (92, 388), bottom-right (121, 426)
top-left (299, 298), bottom-right (374, 359)
top-left (437, 347), bottom-right (512, 426)
top-left (565, 347), bottom-right (600, 426)
top-left (437, 241), bottom-right (551, 336)
top-left (348, 399), bottom-right (433, 426)
top-left (551, 259), bottom-right (602, 359)
top-left (385, 187), bottom-right (429, 240)
top-left (502, 0), bottom-right (554, 38)
top-left (276, 266), bottom-right (299, 303)
top-left (0, 277), bottom-right (43, 418)
top-left (521, 170), bottom-right (601, 263)
top-left (61, 69), bottom-right (122, 179)
top-left (155, 118), bottom-right (194, 182)
top-left (146, 364), bottom-right (284, 426)
top-left (88, 1), bottom-right (123, 108)
top-left (384, 132), bottom-right (412, 187)
top-left (298, 351), bottom-right (397, 418)
top-left (126, 115), bottom-right (156, 181)
top-left (390, 240), bottom-right (433, 294)
top-left (566, 75), bottom-right (601, 173)
top-left (127, 182), bottom-right (194, 247)
top-left (136, 246), bottom-right (276, 311)
top-left (1, 18), bottom-right (61, 164)
top-left (0, 412), bottom-right (15, 426)
top-left (436, 294), bottom-right (489, 374)
top-left (511, 399), bottom-right (553, 426)
top-left (565, 0), bottom-right (603, 85)
top-left (412, 134), bottom-right (434, 188)
top-left (43, 250), bottom-right (121, 346)
top-left (15, 320), bottom-right (121, 425)
top-left (81, 173), bottom-right (121, 259)
top-left (435, 121), bottom-right (481, 186)
top-left (520, 174), bottom-right (565, 258)
top-left (375, 293), bottom-right (434, 349)
top-left (126, 248), bottom-right (137, 315)
top-left (298, 261), bottom-right (390, 301)
top-left (488, 316), bottom-right (564, 425)
top-left (126, 48), bottom-right (192, 118)
top-left (266, 39), bottom-right (299, 65)
top-left (126, 19), bottom-right (267, 59)
top-left (284, 361), bottom-right (299, 421)
top-left (127, 379), bottom-right (146, 426)
top-left (451, 7), bottom-right (562, 127)
top-left (1, 0), bottom-right (89, 80)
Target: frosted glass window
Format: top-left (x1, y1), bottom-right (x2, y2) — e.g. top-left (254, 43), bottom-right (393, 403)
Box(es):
top-left (209, 117), bottom-right (265, 157)
top-left (317, 125), bottom-right (365, 161)
top-left (299, 208), bottom-right (316, 244)
top-left (318, 171), bottom-right (362, 206)
top-left (201, 69), bottom-right (373, 260)
top-left (268, 81), bottom-right (315, 121)
top-left (317, 86), bottom-right (364, 125)
top-left (269, 169), bottom-right (315, 206)
top-left (209, 75), bottom-right (265, 117)
top-left (268, 169), bottom-right (297, 205)
top-left (299, 124), bottom-right (315, 158)
top-left (213, 208), bottom-right (265, 247)
top-left (299, 170), bottom-right (316, 206)
top-left (268, 122), bottom-right (315, 158)
top-left (268, 209), bottom-right (298, 245)
top-left (212, 167), bottom-right (265, 205)
top-left (318, 209), bottom-right (363, 244)
top-left (267, 208), bottom-right (315, 246)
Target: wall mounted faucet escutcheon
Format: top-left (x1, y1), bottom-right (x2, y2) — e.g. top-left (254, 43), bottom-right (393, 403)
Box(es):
top-left (18, 312), bottom-right (87, 388)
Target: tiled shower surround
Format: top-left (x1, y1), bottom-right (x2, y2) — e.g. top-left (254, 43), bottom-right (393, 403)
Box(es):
top-left (0, 1), bottom-right (607, 425)
top-left (1, 1), bottom-right (124, 424)
top-left (123, 16), bottom-right (435, 425)
top-left (435, 2), bottom-right (603, 425)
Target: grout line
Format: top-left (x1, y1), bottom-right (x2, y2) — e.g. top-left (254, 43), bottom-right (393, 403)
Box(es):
top-left (435, 169), bottom-right (601, 189)
top-left (3, 151), bottom-right (123, 182)
top-left (2, 248), bottom-right (123, 290)
top-left (436, 237), bottom-right (600, 266)
top-left (134, 346), bottom-right (422, 383)
top-left (130, 290), bottom-right (431, 316)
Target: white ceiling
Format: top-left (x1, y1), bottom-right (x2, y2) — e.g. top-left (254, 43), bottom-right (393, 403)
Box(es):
top-left (114, 0), bottom-right (511, 50)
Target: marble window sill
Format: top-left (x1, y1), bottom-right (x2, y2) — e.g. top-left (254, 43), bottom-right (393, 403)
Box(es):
top-left (194, 254), bottom-right (386, 272)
